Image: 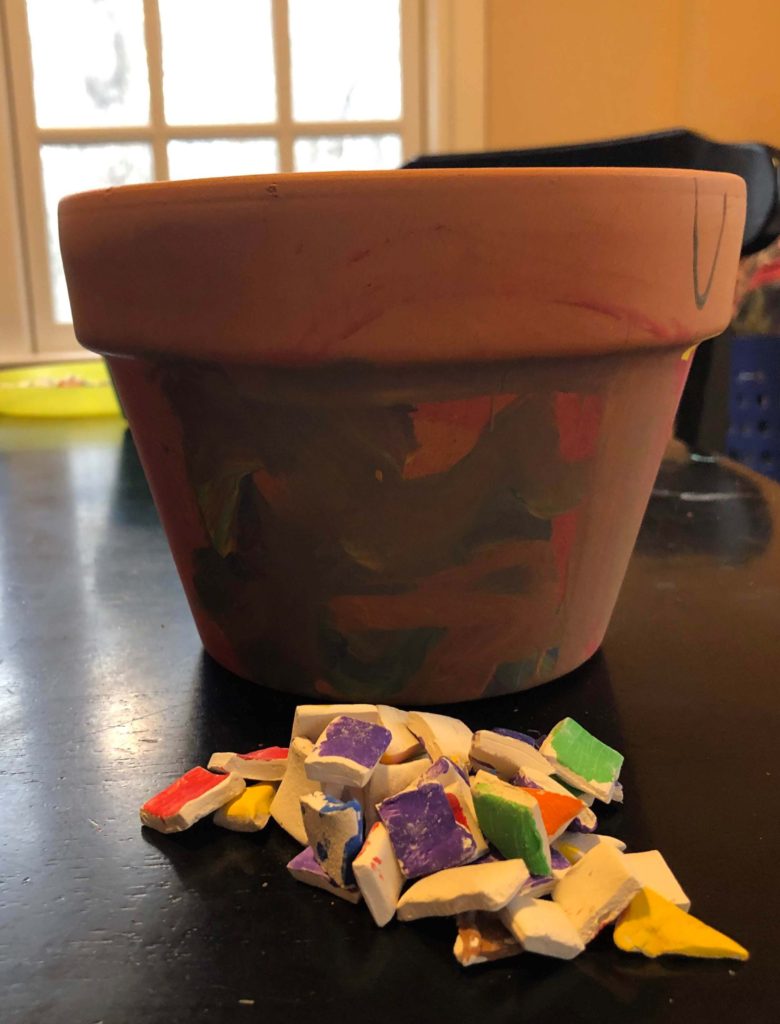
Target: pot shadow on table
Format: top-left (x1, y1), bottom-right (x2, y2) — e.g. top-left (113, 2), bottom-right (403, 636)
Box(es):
top-left (107, 425), bottom-right (161, 529)
top-left (135, 648), bottom-right (712, 1018)
top-left (187, 644), bottom-right (631, 758)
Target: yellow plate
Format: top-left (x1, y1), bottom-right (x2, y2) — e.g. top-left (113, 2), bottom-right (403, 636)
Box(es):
top-left (0, 361), bottom-right (122, 418)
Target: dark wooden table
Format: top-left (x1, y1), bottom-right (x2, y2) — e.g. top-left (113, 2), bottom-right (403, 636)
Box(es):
top-left (1, 419), bottom-right (778, 1023)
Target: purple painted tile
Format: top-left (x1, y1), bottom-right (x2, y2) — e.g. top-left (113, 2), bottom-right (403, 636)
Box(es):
top-left (316, 716), bottom-right (391, 768)
top-left (421, 756), bottom-right (469, 785)
top-left (567, 815), bottom-right (597, 834)
top-left (492, 727), bottom-right (539, 747)
top-left (378, 782), bottom-right (477, 878)
top-left (550, 848), bottom-right (570, 871)
top-left (510, 772), bottom-right (543, 790)
top-left (288, 846), bottom-right (325, 876)
top-left (524, 873), bottom-right (554, 894)
top-left (471, 852), bottom-right (499, 865)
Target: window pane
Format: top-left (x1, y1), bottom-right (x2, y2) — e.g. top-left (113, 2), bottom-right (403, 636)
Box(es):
top-left (159, 0), bottom-right (276, 125)
top-left (40, 144), bottom-right (153, 323)
top-left (294, 135), bottom-right (401, 173)
top-left (25, 0), bottom-right (149, 127)
top-left (289, 0), bottom-right (401, 122)
top-left (168, 139), bottom-right (279, 180)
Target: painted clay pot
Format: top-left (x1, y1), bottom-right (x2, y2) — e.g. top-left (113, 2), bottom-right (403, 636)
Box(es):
top-left (59, 169), bottom-right (745, 704)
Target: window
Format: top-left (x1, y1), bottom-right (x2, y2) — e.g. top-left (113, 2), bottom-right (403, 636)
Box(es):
top-left (0, 0), bottom-right (485, 360)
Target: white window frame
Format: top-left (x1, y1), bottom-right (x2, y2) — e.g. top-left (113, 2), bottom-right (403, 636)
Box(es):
top-left (0, 5), bottom-right (32, 360)
top-left (0, 0), bottom-right (485, 362)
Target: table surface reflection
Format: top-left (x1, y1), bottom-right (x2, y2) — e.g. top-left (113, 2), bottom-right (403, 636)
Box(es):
top-left (1, 420), bottom-right (778, 1023)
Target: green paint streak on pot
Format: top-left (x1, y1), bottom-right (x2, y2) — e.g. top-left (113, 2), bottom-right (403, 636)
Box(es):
top-left (159, 360), bottom-right (594, 698)
top-left (319, 624), bottom-right (446, 700)
top-left (537, 646), bottom-right (560, 680)
top-left (485, 657), bottom-right (538, 698)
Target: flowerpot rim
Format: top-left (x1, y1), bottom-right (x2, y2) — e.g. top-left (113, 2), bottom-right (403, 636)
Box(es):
top-left (59, 166), bottom-right (746, 366)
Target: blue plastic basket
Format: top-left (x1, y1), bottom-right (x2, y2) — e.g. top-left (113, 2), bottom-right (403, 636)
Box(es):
top-left (728, 334), bottom-right (780, 481)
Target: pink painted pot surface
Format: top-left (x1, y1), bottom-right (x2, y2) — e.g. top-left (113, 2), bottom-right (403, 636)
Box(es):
top-left (59, 169), bottom-right (745, 704)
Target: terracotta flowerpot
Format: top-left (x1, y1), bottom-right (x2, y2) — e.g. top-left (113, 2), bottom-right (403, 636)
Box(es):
top-left (59, 169), bottom-right (745, 704)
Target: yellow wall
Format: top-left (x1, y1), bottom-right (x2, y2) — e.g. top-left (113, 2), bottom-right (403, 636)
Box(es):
top-left (487, 0), bottom-right (780, 150)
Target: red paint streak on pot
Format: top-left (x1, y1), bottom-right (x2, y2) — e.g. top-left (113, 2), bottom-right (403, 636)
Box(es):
top-left (555, 298), bottom-right (686, 343)
top-left (252, 467), bottom-right (290, 509)
top-left (551, 510), bottom-right (580, 607)
top-left (550, 392), bottom-right (604, 605)
top-left (404, 394), bottom-right (517, 479)
top-left (554, 392), bottom-right (604, 462)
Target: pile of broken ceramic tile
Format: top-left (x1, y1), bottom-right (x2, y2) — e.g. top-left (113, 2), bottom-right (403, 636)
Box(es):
top-left (140, 704), bottom-right (748, 967)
